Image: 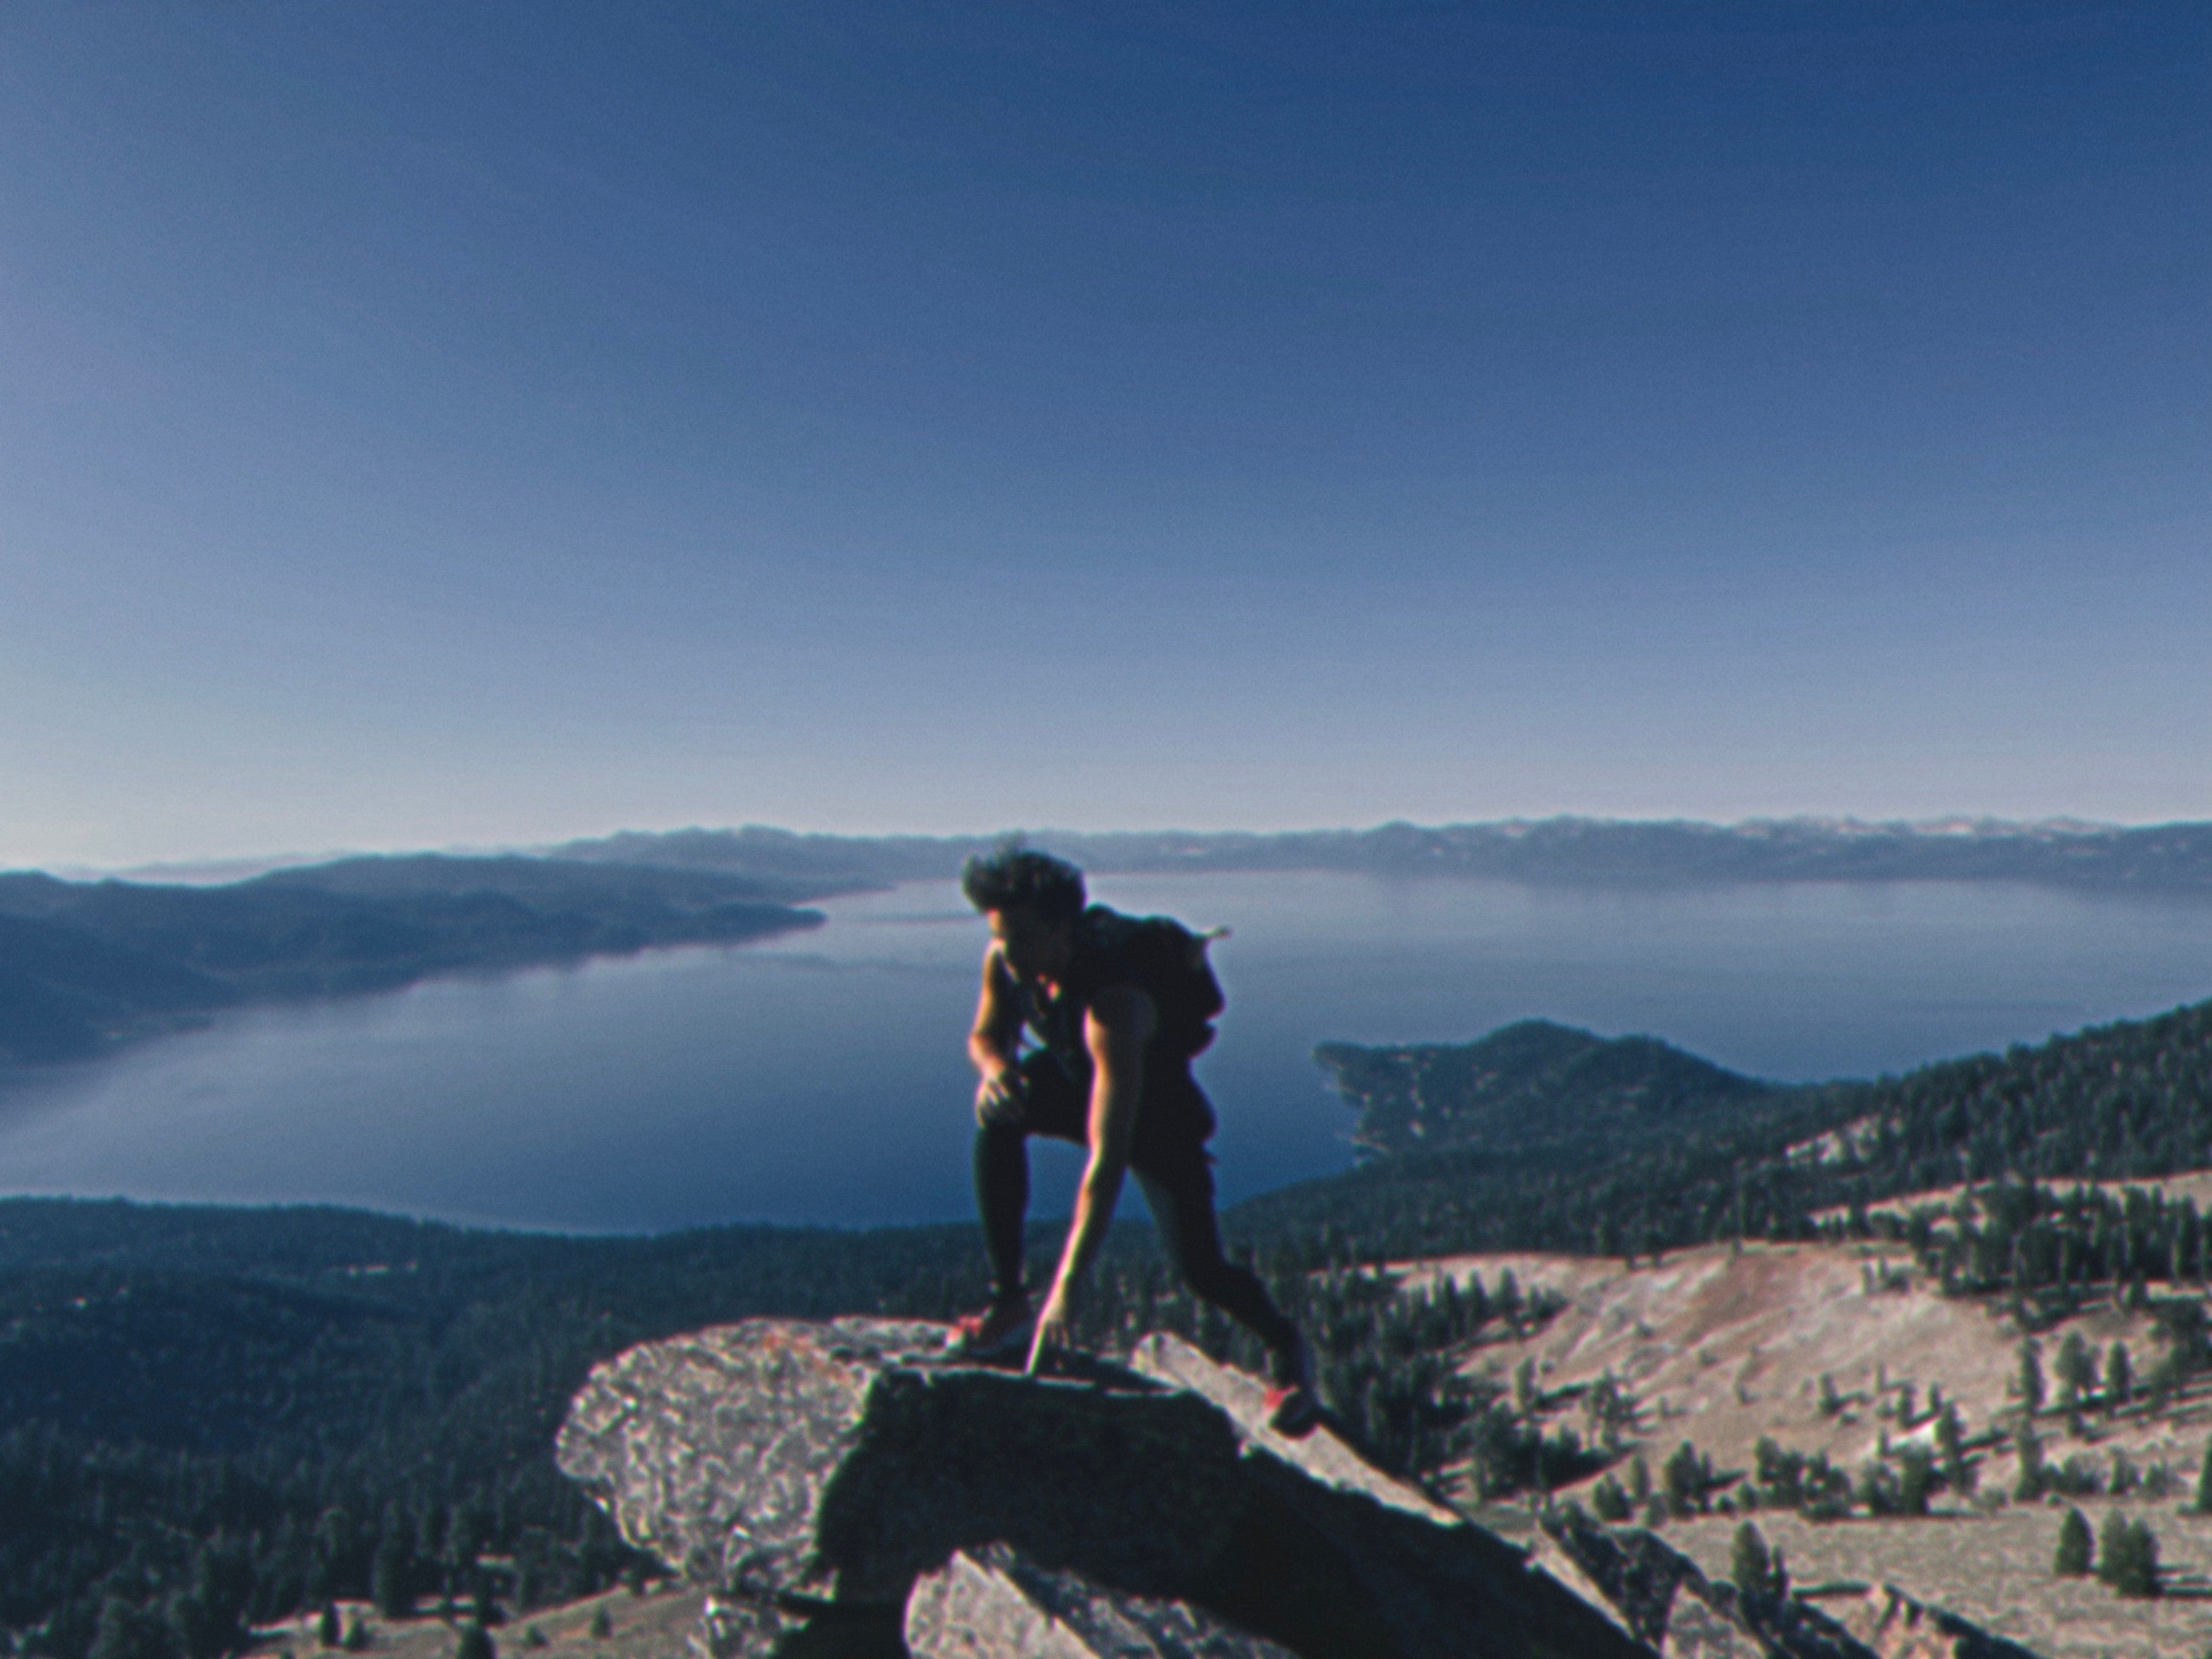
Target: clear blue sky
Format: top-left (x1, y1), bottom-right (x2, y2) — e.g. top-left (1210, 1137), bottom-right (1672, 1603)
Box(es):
top-left (4, 2), bottom-right (2205, 868)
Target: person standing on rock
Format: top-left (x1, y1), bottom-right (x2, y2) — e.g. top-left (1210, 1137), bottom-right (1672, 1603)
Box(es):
top-left (954, 844), bottom-right (1320, 1434)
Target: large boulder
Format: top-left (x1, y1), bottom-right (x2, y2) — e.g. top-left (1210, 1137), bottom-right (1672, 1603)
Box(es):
top-left (555, 1318), bottom-right (1246, 1605)
top-left (558, 1317), bottom-right (1656, 1659)
top-left (1128, 1334), bottom-right (1652, 1659)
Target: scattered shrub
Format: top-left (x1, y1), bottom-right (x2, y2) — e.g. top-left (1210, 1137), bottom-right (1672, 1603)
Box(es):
top-left (1589, 1474), bottom-right (1631, 1523)
top-left (2096, 1513), bottom-right (2160, 1599)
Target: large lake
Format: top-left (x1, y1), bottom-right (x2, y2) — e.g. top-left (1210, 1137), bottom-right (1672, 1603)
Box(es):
top-left (1, 872), bottom-right (2208, 1233)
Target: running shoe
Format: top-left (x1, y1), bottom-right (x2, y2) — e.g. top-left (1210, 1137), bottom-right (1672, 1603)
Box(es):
top-left (1264, 1336), bottom-right (1323, 1437)
top-left (951, 1295), bottom-right (1033, 1359)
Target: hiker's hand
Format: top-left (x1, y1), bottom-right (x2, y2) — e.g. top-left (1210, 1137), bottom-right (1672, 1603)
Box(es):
top-left (1026, 1282), bottom-right (1073, 1375)
top-left (975, 1069), bottom-right (1023, 1128)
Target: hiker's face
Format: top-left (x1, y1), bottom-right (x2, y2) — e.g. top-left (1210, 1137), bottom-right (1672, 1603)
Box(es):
top-left (989, 906), bottom-right (1073, 980)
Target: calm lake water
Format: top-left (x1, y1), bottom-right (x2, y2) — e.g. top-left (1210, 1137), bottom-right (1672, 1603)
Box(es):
top-left (1, 872), bottom-right (2208, 1233)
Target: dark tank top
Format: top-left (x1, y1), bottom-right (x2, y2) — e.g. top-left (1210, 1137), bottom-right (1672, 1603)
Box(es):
top-left (1012, 907), bottom-right (1147, 1084)
top-left (1006, 907), bottom-right (1216, 1148)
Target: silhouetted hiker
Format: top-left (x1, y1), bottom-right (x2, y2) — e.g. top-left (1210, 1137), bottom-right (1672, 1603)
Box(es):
top-left (954, 844), bottom-right (1320, 1434)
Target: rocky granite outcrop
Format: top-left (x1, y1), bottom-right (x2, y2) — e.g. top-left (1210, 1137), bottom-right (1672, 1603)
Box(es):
top-left (1125, 1333), bottom-right (1648, 1659)
top-left (556, 1317), bottom-right (1650, 1658)
top-left (1535, 1507), bottom-right (2043, 1659)
top-left (904, 1543), bottom-right (1298, 1659)
top-left (1827, 1585), bottom-right (2044, 1659)
top-left (555, 1318), bottom-right (1243, 1606)
top-left (556, 1317), bottom-right (2045, 1658)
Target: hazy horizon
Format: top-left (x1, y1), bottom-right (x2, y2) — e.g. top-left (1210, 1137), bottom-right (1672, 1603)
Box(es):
top-left (23, 808), bottom-right (2205, 885)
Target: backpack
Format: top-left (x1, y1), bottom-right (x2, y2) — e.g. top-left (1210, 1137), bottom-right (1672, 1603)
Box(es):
top-left (1085, 905), bottom-right (1227, 1057)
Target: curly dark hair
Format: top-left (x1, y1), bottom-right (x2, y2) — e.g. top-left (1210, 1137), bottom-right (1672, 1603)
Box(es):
top-left (960, 843), bottom-right (1087, 922)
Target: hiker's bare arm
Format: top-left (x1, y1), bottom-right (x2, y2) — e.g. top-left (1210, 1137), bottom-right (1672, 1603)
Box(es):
top-left (969, 949), bottom-right (1023, 1120)
top-left (1031, 985), bottom-right (1155, 1361)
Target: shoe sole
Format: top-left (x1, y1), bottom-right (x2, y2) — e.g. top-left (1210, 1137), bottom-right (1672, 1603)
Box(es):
top-left (1265, 1388), bottom-right (1324, 1438)
top-left (951, 1316), bottom-right (1033, 1360)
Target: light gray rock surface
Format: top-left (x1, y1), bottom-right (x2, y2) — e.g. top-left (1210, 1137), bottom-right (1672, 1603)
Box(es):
top-left (1126, 1333), bottom-right (1461, 1526)
top-left (556, 1317), bottom-right (1245, 1605)
top-left (905, 1543), bottom-right (1298, 1659)
top-left (1830, 1585), bottom-right (2046, 1659)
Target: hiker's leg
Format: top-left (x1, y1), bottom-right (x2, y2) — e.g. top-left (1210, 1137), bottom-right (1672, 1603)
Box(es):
top-left (973, 1119), bottom-right (1029, 1304)
top-left (973, 1054), bottom-right (1088, 1302)
top-left (1135, 1154), bottom-right (1302, 1367)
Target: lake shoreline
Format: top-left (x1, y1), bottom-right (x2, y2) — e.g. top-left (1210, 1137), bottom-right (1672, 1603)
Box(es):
top-left (2, 871), bottom-right (2208, 1233)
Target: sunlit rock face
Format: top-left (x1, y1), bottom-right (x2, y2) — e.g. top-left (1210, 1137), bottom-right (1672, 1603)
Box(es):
top-left (904, 1543), bottom-right (1299, 1659)
top-left (554, 1317), bottom-right (1244, 1604)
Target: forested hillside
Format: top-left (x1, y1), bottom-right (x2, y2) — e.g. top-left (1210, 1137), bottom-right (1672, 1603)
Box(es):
top-left (1235, 997), bottom-right (2212, 1264)
top-left (0, 1189), bottom-right (1552, 1659)
top-left (0, 857), bottom-right (830, 1065)
top-left (0, 1204), bottom-right (1017, 1659)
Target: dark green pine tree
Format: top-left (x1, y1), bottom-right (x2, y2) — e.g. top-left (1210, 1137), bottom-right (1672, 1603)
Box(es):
top-left (2053, 1333), bottom-right (2094, 1411)
top-left (2096, 1513), bottom-right (2160, 1599)
top-left (372, 1503), bottom-right (415, 1620)
top-left (2013, 1425), bottom-right (2045, 1502)
top-left (1729, 1522), bottom-right (1785, 1603)
top-left (2194, 1442), bottom-right (2212, 1515)
top-left (1936, 1404), bottom-right (1972, 1494)
top-left (457, 1623), bottom-right (496, 1659)
top-left (2053, 1507), bottom-right (2092, 1577)
top-left (89, 1596), bottom-right (176, 1659)
top-left (1589, 1474), bottom-right (1631, 1523)
top-left (2017, 1339), bottom-right (2046, 1417)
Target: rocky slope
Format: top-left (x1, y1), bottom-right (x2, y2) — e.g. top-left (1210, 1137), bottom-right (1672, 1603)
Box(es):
top-left (1399, 1241), bottom-right (2209, 1493)
top-left (1403, 1240), bottom-right (2212, 1657)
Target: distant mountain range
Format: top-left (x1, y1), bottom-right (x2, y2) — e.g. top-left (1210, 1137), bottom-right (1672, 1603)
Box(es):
top-left (550, 816), bottom-right (2212, 893)
top-left (15, 815), bottom-right (2208, 1069)
top-left (0, 854), bottom-right (832, 1064)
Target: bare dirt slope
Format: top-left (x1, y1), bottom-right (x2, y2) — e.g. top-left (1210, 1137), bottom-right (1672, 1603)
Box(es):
top-left (1401, 1240), bottom-right (2212, 1480)
top-left (1667, 1508), bottom-right (2212, 1659)
top-left (1402, 1240), bottom-right (2212, 1658)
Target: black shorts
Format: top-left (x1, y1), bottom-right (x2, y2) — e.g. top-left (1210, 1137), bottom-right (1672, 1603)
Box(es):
top-left (1000, 1048), bottom-right (1217, 1182)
